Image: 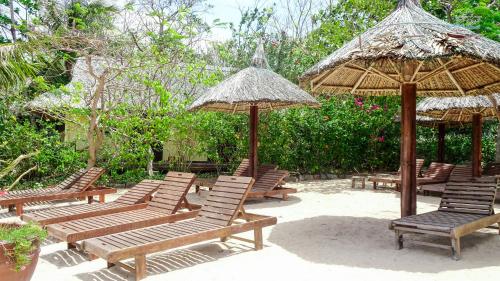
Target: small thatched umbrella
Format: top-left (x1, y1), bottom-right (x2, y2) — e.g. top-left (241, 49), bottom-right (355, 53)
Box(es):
top-left (417, 94), bottom-right (500, 176)
top-left (299, 0), bottom-right (500, 217)
top-left (189, 43), bottom-right (319, 178)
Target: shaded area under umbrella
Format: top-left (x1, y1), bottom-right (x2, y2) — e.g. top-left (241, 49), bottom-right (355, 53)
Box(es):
top-left (189, 42), bottom-right (319, 178)
top-left (299, 0), bottom-right (500, 217)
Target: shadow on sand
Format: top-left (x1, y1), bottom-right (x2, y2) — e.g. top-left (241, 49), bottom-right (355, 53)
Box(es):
top-left (41, 248), bottom-right (89, 267)
top-left (268, 215), bottom-right (500, 273)
top-left (75, 242), bottom-right (255, 281)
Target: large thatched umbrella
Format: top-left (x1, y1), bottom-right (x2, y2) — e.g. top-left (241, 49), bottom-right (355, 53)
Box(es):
top-left (189, 43), bottom-right (319, 178)
top-left (299, 0), bottom-right (500, 217)
top-left (417, 94), bottom-right (500, 176)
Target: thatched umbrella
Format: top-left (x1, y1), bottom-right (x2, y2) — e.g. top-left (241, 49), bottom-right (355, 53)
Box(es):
top-left (417, 94), bottom-right (500, 176)
top-left (299, 0), bottom-right (500, 217)
top-left (189, 43), bottom-right (319, 178)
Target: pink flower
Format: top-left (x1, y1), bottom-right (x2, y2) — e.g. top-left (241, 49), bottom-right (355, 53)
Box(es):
top-left (378, 136), bottom-right (385, 143)
top-left (354, 97), bottom-right (364, 107)
top-left (370, 104), bottom-right (380, 110)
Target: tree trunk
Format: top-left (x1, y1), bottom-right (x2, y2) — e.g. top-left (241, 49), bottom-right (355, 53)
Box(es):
top-left (147, 147), bottom-right (154, 176)
top-left (9, 0), bottom-right (16, 42)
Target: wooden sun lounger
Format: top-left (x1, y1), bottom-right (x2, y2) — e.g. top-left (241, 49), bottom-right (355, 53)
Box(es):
top-left (246, 169), bottom-right (296, 200)
top-left (22, 179), bottom-right (165, 226)
top-left (83, 176), bottom-right (277, 281)
top-left (46, 172), bottom-right (200, 250)
top-left (390, 177), bottom-right (500, 260)
top-left (196, 159), bottom-right (294, 200)
top-left (0, 167), bottom-right (115, 215)
top-left (368, 159), bottom-right (425, 189)
top-left (414, 162), bottom-right (455, 186)
top-left (420, 165), bottom-right (473, 195)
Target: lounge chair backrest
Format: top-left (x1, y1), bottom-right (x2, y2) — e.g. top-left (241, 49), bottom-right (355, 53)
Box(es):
top-left (54, 169), bottom-right (88, 190)
top-left (197, 176), bottom-right (255, 227)
top-left (233, 159), bottom-right (277, 179)
top-left (483, 162), bottom-right (500, 176)
top-left (68, 167), bottom-right (105, 192)
top-left (395, 159), bottom-right (424, 176)
top-left (252, 170), bottom-right (289, 192)
top-left (146, 172), bottom-right (196, 214)
top-left (439, 177), bottom-right (497, 215)
top-left (448, 165), bottom-right (473, 182)
top-left (423, 162), bottom-right (454, 181)
top-left (113, 180), bottom-right (164, 205)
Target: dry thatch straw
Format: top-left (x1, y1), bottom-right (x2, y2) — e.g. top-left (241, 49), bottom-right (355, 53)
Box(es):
top-left (299, 0), bottom-right (500, 97)
top-left (189, 43), bottom-right (319, 113)
top-left (394, 114), bottom-right (463, 128)
top-left (416, 94), bottom-right (500, 122)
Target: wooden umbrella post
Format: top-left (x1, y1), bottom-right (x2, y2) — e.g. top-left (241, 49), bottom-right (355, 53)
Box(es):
top-left (249, 106), bottom-right (259, 179)
top-left (437, 123), bottom-right (446, 162)
top-left (401, 82), bottom-right (417, 217)
top-left (472, 113), bottom-right (482, 177)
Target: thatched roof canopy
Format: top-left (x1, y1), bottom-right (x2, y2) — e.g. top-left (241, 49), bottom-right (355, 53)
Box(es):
top-left (416, 94), bottom-right (500, 122)
top-left (189, 43), bottom-right (319, 113)
top-left (394, 114), bottom-right (463, 128)
top-left (299, 0), bottom-right (500, 97)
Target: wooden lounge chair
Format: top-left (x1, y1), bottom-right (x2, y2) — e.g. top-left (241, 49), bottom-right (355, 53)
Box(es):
top-left (420, 165), bottom-right (473, 195)
top-left (0, 167), bottom-right (115, 215)
top-left (368, 159), bottom-right (425, 189)
top-left (196, 159), bottom-right (295, 200)
top-left (22, 179), bottom-right (165, 226)
top-left (46, 172), bottom-right (200, 250)
top-left (414, 162), bottom-right (455, 186)
top-left (247, 169), bottom-right (296, 200)
top-left (484, 162), bottom-right (500, 176)
top-left (390, 177), bottom-right (500, 260)
top-left (83, 176), bottom-right (277, 281)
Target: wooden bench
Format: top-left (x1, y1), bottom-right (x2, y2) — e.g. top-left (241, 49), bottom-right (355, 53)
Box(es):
top-left (0, 168), bottom-right (115, 215)
top-left (390, 177), bottom-right (500, 260)
top-left (368, 159), bottom-right (424, 189)
top-left (46, 172), bottom-right (200, 252)
top-left (22, 179), bottom-right (164, 226)
top-left (83, 176), bottom-right (277, 280)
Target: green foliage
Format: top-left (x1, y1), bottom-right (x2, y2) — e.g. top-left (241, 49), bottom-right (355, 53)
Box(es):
top-left (0, 222), bottom-right (47, 271)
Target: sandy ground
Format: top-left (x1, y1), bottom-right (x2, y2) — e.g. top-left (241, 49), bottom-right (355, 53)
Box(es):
top-left (1, 178), bottom-right (500, 281)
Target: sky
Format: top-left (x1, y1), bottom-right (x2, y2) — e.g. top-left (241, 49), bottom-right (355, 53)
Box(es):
top-left (112, 0), bottom-right (263, 42)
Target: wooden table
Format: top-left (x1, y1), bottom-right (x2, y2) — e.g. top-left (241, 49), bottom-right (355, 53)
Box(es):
top-left (351, 175), bottom-right (366, 189)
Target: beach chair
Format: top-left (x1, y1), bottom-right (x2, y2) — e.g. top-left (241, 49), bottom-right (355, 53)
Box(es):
top-left (196, 159), bottom-right (295, 200)
top-left (83, 176), bottom-right (277, 281)
top-left (22, 179), bottom-right (164, 226)
top-left (46, 172), bottom-right (200, 250)
top-left (390, 177), bottom-right (500, 260)
top-left (420, 165), bottom-right (473, 195)
top-left (0, 167), bottom-right (114, 215)
top-left (415, 162), bottom-right (455, 186)
top-left (484, 162), bottom-right (500, 176)
top-left (368, 159), bottom-right (425, 189)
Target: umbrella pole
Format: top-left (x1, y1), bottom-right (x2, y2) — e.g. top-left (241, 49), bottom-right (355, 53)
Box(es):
top-left (437, 123), bottom-right (446, 162)
top-left (249, 106), bottom-right (259, 179)
top-left (472, 114), bottom-right (482, 177)
top-left (401, 83), bottom-right (417, 217)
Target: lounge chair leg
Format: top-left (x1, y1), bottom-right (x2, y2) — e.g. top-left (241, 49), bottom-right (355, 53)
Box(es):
top-left (373, 182), bottom-right (377, 189)
top-left (8, 205), bottom-right (14, 212)
top-left (67, 242), bottom-right (77, 250)
top-left (87, 196), bottom-right (93, 204)
top-left (87, 253), bottom-right (98, 260)
top-left (135, 255), bottom-right (147, 281)
top-left (254, 227), bottom-right (263, 250)
top-left (107, 262), bottom-right (115, 269)
top-left (451, 238), bottom-right (461, 260)
top-left (15, 203), bottom-right (23, 216)
top-left (282, 194), bottom-right (288, 200)
top-left (395, 230), bottom-right (403, 250)
top-left (220, 237), bottom-right (228, 242)
top-left (99, 194), bottom-right (105, 203)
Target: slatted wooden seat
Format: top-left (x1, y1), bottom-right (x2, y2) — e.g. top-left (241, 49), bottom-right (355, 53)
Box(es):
top-left (420, 165), bottom-right (474, 194)
top-left (390, 177), bottom-right (500, 260)
top-left (83, 176), bottom-right (277, 281)
top-left (0, 167), bottom-right (115, 215)
top-left (22, 179), bottom-right (164, 226)
top-left (247, 169), bottom-right (296, 200)
top-left (415, 162), bottom-right (456, 185)
top-left (368, 159), bottom-right (425, 189)
top-left (196, 159), bottom-right (293, 200)
top-left (46, 172), bottom-right (199, 249)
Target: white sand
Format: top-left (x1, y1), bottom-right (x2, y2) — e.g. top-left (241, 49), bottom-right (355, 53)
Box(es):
top-left (2, 178), bottom-right (500, 281)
